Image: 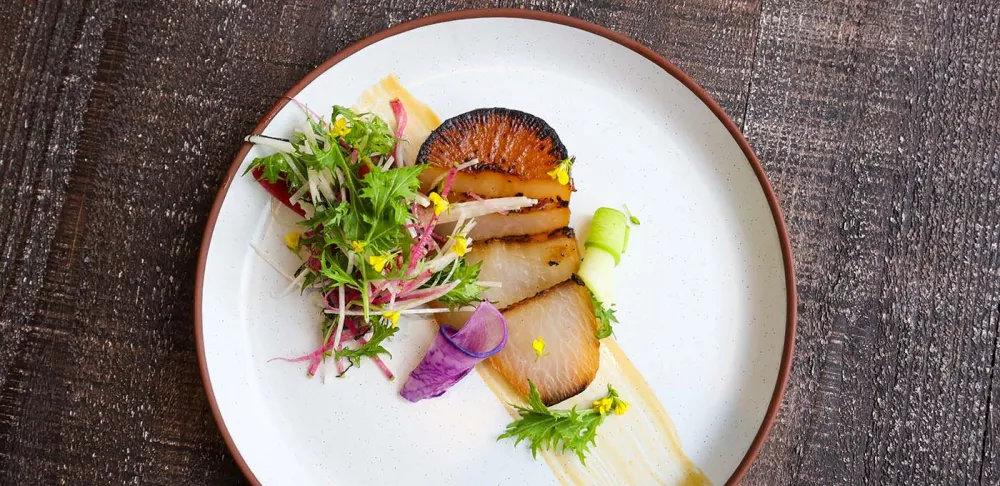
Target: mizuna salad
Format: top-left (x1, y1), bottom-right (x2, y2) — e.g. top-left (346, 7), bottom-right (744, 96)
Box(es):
top-left (246, 103), bottom-right (532, 382)
top-left (243, 83), bottom-right (643, 465)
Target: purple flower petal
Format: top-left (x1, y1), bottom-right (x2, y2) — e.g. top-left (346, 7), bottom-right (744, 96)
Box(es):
top-left (400, 302), bottom-right (508, 402)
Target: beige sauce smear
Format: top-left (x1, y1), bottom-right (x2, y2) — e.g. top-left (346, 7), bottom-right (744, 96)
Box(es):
top-left (480, 340), bottom-right (709, 486)
top-left (356, 76), bottom-right (710, 485)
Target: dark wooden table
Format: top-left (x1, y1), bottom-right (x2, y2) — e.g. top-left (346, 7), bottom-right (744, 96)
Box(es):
top-left (2, 1), bottom-right (998, 484)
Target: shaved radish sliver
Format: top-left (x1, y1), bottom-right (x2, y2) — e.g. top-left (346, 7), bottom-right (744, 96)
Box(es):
top-left (245, 134), bottom-right (295, 153)
top-left (440, 165), bottom-right (458, 198)
top-left (277, 268), bottom-right (308, 297)
top-left (467, 191), bottom-right (508, 215)
top-left (286, 96), bottom-right (325, 124)
top-left (407, 166), bottom-right (459, 273)
top-left (322, 307), bottom-right (474, 317)
top-left (398, 270), bottom-right (433, 295)
top-left (269, 336), bottom-right (336, 378)
top-left (326, 281), bottom-right (459, 315)
top-left (333, 341), bottom-right (346, 377)
top-left (268, 341), bottom-right (333, 364)
top-left (330, 258), bottom-right (353, 357)
top-left (389, 98), bottom-right (408, 167)
top-left (434, 197), bottom-right (537, 224)
top-left (395, 281), bottom-right (460, 309)
top-left (249, 242), bottom-right (295, 282)
top-left (427, 159), bottom-right (479, 191)
top-left (344, 319), bottom-right (394, 380)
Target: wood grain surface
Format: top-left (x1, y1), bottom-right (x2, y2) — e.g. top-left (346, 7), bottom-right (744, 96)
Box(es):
top-left (1, 0), bottom-right (997, 484)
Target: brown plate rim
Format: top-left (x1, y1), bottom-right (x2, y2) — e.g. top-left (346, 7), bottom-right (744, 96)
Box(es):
top-left (194, 8), bottom-right (797, 486)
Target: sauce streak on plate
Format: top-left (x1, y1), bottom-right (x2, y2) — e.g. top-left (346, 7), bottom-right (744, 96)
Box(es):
top-left (480, 340), bottom-right (709, 486)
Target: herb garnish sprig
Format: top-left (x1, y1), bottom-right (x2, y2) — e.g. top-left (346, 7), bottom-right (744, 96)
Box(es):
top-left (499, 381), bottom-right (629, 464)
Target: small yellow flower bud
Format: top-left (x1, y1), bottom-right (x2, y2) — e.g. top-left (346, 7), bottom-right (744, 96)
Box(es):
top-left (284, 231), bottom-right (301, 251)
top-left (428, 192), bottom-right (449, 216)
top-left (451, 236), bottom-right (469, 257)
top-left (368, 254), bottom-right (389, 272)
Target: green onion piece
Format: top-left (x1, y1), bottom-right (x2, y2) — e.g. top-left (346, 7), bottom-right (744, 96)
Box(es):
top-left (579, 207), bottom-right (631, 306)
top-left (578, 247), bottom-right (616, 305)
top-left (584, 208), bottom-right (628, 265)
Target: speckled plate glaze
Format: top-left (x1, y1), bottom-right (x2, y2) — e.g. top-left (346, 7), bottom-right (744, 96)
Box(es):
top-left (196, 10), bottom-right (795, 486)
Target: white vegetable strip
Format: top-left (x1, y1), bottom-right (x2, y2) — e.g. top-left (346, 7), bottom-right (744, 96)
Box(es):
top-left (435, 197), bottom-right (538, 223)
top-left (448, 213), bottom-right (467, 239)
top-left (316, 169), bottom-right (338, 203)
top-left (427, 158), bottom-right (480, 190)
top-left (455, 158), bottom-right (480, 172)
top-left (296, 125), bottom-right (316, 154)
top-left (278, 268), bottom-right (309, 297)
top-left (331, 256), bottom-right (355, 359)
top-left (281, 153), bottom-right (306, 182)
top-left (287, 184), bottom-right (308, 205)
top-left (298, 200), bottom-right (315, 219)
top-left (443, 257), bottom-right (460, 283)
top-left (392, 282), bottom-right (459, 310)
top-left (307, 169), bottom-right (321, 204)
top-left (425, 249), bottom-right (459, 273)
top-left (249, 242), bottom-right (294, 281)
top-left (333, 167), bottom-right (347, 201)
top-left (321, 168), bottom-right (339, 190)
top-left (245, 134), bottom-right (294, 153)
top-left (322, 307), bottom-right (475, 316)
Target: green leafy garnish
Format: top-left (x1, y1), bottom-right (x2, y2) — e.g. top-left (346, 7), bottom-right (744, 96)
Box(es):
top-left (334, 318), bottom-right (399, 370)
top-left (498, 381), bottom-right (627, 464)
top-left (268, 108), bottom-right (424, 294)
top-left (245, 152), bottom-right (291, 184)
top-left (247, 105), bottom-right (398, 197)
top-left (360, 165), bottom-right (423, 224)
top-left (332, 105), bottom-right (395, 157)
top-left (592, 294), bottom-right (619, 339)
top-left (435, 259), bottom-right (487, 311)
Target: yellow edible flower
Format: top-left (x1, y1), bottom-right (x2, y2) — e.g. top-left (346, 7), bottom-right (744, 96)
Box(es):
top-left (368, 254), bottom-right (389, 272)
top-left (547, 167), bottom-right (569, 185)
top-left (428, 192), bottom-right (450, 216)
top-left (546, 158), bottom-right (573, 185)
top-left (284, 231), bottom-right (301, 251)
top-left (451, 236), bottom-right (469, 257)
top-left (350, 240), bottom-right (366, 253)
top-left (384, 310), bottom-right (400, 327)
top-left (532, 336), bottom-right (547, 360)
top-left (612, 398), bottom-right (630, 416)
top-left (331, 116), bottom-right (351, 137)
top-left (593, 397), bottom-right (614, 416)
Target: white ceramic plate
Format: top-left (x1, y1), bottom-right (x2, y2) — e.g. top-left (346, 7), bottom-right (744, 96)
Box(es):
top-left (196, 10), bottom-right (794, 486)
